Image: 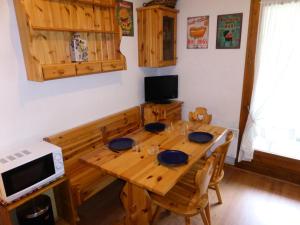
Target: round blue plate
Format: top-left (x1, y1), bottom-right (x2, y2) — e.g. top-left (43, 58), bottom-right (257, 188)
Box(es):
top-left (157, 150), bottom-right (189, 167)
top-left (145, 122), bottom-right (166, 133)
top-left (108, 138), bottom-right (135, 151)
top-left (188, 132), bottom-right (213, 144)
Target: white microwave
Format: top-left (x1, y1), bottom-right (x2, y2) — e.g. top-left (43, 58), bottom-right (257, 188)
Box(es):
top-left (0, 141), bottom-right (64, 203)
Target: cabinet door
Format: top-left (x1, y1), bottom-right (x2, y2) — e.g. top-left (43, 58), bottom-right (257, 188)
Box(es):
top-left (159, 10), bottom-right (177, 67)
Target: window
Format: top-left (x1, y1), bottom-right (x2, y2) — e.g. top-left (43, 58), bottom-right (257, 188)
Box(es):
top-left (239, 0), bottom-right (300, 161)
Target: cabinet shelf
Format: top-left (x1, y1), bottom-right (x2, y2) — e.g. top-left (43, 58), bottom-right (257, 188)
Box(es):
top-left (76, 0), bottom-right (116, 8)
top-left (31, 26), bottom-right (120, 34)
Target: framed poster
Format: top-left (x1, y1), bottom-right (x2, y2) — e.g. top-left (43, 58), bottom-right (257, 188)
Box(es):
top-left (216, 13), bottom-right (243, 49)
top-left (187, 16), bottom-right (209, 49)
top-left (117, 1), bottom-right (134, 36)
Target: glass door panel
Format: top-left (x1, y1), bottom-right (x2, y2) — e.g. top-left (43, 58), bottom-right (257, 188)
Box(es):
top-left (163, 16), bottom-right (174, 61)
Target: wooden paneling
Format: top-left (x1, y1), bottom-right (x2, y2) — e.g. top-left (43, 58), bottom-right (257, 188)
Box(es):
top-left (13, 0), bottom-right (126, 81)
top-left (27, 0), bottom-right (95, 32)
top-left (137, 6), bottom-right (178, 68)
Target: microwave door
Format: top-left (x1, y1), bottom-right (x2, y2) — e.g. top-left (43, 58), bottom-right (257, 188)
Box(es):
top-left (2, 153), bottom-right (55, 197)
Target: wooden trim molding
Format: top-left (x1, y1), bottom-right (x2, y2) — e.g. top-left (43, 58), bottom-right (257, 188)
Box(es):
top-left (237, 151), bottom-right (300, 185)
top-left (236, 0), bottom-right (261, 162)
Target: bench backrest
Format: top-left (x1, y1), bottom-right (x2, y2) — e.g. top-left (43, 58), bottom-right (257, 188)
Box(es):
top-left (45, 106), bottom-right (141, 174)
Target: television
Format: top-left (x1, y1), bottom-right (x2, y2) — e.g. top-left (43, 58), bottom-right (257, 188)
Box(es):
top-left (145, 75), bottom-right (178, 103)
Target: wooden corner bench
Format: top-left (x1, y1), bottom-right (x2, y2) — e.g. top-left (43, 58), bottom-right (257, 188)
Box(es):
top-left (44, 106), bottom-right (141, 211)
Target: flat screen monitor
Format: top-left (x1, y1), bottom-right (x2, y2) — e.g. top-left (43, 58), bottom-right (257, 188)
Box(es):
top-left (145, 75), bottom-right (178, 103)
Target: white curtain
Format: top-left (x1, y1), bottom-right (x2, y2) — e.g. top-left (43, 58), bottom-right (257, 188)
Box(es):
top-left (239, 0), bottom-right (300, 161)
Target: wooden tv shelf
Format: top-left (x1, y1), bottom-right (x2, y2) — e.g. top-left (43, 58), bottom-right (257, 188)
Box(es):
top-left (13, 0), bottom-right (127, 82)
top-left (141, 100), bottom-right (183, 125)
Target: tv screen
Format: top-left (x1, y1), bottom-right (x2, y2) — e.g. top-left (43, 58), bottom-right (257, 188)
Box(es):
top-left (145, 75), bottom-right (178, 103)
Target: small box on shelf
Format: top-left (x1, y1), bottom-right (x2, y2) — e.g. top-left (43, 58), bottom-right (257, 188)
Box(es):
top-left (70, 33), bottom-right (89, 63)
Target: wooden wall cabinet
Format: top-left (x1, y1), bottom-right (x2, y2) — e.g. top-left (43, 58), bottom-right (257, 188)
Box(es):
top-left (137, 6), bottom-right (178, 68)
top-left (141, 101), bottom-right (183, 125)
top-left (13, 0), bottom-right (126, 82)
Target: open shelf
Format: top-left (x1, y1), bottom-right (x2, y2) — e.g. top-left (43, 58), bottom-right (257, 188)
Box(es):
top-left (5, 177), bottom-right (66, 211)
top-left (76, 0), bottom-right (116, 8)
top-left (0, 176), bottom-right (76, 225)
top-left (13, 0), bottom-right (126, 81)
top-left (31, 26), bottom-right (120, 34)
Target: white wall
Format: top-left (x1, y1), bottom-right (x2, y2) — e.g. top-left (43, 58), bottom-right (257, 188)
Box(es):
top-left (0, 0), bottom-right (251, 161)
top-left (0, 0), bottom-right (153, 152)
top-left (158, 0), bottom-right (251, 161)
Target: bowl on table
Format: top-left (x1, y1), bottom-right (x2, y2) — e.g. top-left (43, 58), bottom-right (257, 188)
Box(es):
top-left (188, 132), bottom-right (213, 144)
top-left (145, 122), bottom-right (166, 133)
top-left (157, 150), bottom-right (189, 167)
top-left (108, 138), bottom-right (135, 152)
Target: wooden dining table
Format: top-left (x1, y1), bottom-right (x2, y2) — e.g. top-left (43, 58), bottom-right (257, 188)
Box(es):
top-left (81, 121), bottom-right (227, 225)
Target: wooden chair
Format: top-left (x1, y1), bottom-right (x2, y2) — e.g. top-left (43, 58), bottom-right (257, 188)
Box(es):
top-left (193, 131), bottom-right (234, 204)
top-left (150, 156), bottom-right (217, 225)
top-left (209, 131), bottom-right (234, 204)
top-left (189, 107), bottom-right (212, 124)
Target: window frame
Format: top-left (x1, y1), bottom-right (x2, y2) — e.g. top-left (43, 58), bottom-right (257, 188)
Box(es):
top-left (236, 0), bottom-right (261, 163)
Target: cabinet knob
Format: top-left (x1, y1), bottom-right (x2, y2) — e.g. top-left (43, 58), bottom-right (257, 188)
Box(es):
top-left (58, 70), bottom-right (65, 75)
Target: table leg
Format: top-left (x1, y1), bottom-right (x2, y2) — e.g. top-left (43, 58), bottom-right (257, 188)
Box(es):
top-left (0, 206), bottom-right (13, 225)
top-left (120, 183), bottom-right (152, 225)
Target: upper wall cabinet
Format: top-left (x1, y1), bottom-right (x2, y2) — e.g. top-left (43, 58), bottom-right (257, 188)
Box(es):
top-left (137, 6), bottom-right (178, 68)
top-left (13, 0), bottom-right (127, 82)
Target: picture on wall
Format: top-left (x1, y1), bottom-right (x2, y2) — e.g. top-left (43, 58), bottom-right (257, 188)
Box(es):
top-left (187, 16), bottom-right (209, 49)
top-left (216, 13), bottom-right (243, 49)
top-left (117, 0), bottom-right (134, 36)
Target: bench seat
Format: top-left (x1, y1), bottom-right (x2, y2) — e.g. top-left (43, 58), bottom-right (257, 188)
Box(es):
top-left (69, 163), bottom-right (116, 206)
top-left (45, 106), bottom-right (141, 210)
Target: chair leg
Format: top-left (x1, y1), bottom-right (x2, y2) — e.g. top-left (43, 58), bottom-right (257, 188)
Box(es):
top-left (200, 209), bottom-right (210, 225)
top-left (150, 206), bottom-right (161, 225)
top-left (215, 184), bottom-right (223, 204)
top-left (185, 216), bottom-right (191, 225)
top-left (204, 204), bottom-right (211, 225)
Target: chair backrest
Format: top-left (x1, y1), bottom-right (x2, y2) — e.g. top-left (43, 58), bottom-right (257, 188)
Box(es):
top-left (194, 156), bottom-right (216, 197)
top-left (189, 107), bottom-right (212, 124)
top-left (211, 131), bottom-right (234, 181)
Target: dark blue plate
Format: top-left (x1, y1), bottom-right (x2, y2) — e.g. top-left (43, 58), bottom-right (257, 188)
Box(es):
top-left (108, 138), bottom-right (135, 151)
top-left (188, 132), bottom-right (213, 144)
top-left (157, 150), bottom-right (189, 167)
top-left (145, 122), bottom-right (166, 133)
